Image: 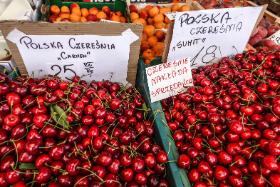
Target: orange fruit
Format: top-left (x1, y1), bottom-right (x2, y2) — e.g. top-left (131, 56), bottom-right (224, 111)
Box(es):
top-left (130, 12), bottom-right (139, 21)
top-left (159, 7), bottom-right (171, 14)
top-left (141, 40), bottom-right (150, 51)
top-left (180, 5), bottom-right (191, 11)
top-left (81, 16), bottom-right (87, 22)
top-left (154, 30), bottom-right (166, 41)
top-left (148, 6), bottom-right (159, 17)
top-left (144, 5), bottom-right (153, 12)
top-left (69, 14), bottom-right (81, 22)
top-left (49, 15), bottom-right (58, 23)
top-left (154, 22), bottom-right (165, 29)
top-left (164, 16), bottom-right (171, 24)
top-left (71, 7), bottom-right (81, 16)
top-left (89, 7), bottom-right (99, 15)
top-left (59, 13), bottom-right (70, 19)
top-left (139, 10), bottom-right (148, 19)
top-left (70, 3), bottom-right (79, 10)
top-left (55, 17), bottom-right (62, 22)
top-left (171, 4), bottom-right (181, 12)
top-left (133, 18), bottom-right (146, 25)
top-left (96, 11), bottom-right (107, 20)
top-left (102, 6), bottom-right (111, 15)
top-left (81, 8), bottom-right (89, 17)
top-left (153, 13), bottom-right (164, 23)
top-left (147, 36), bottom-right (158, 47)
top-left (153, 42), bottom-right (165, 56)
top-left (143, 49), bottom-right (155, 61)
top-left (147, 18), bottom-right (153, 25)
top-left (142, 33), bottom-right (148, 41)
top-left (143, 25), bottom-right (155, 36)
top-left (120, 17), bottom-right (126, 23)
top-left (115, 11), bottom-right (122, 16)
top-left (61, 6), bottom-right (70, 14)
top-left (50, 5), bottom-right (60, 15)
top-left (111, 14), bottom-right (121, 22)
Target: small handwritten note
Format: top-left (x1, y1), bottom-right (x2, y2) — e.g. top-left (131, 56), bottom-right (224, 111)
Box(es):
top-left (146, 58), bottom-right (193, 103)
top-left (6, 28), bottom-right (138, 84)
top-left (268, 30), bottom-right (280, 45)
top-left (167, 6), bottom-right (263, 67)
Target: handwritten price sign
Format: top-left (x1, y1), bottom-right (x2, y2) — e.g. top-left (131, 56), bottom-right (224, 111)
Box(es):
top-left (268, 30), bottom-right (280, 45)
top-left (146, 58), bottom-right (193, 103)
top-left (6, 29), bottom-right (138, 84)
top-left (167, 6), bottom-right (263, 67)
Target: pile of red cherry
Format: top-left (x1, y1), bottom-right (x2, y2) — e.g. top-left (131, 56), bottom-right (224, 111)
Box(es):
top-left (162, 49), bottom-right (280, 187)
top-left (0, 75), bottom-right (169, 187)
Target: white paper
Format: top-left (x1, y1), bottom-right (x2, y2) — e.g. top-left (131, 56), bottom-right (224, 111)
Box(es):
top-left (146, 58), bottom-right (193, 103)
top-left (167, 7), bottom-right (263, 67)
top-left (268, 30), bottom-right (280, 45)
top-left (6, 28), bottom-right (138, 84)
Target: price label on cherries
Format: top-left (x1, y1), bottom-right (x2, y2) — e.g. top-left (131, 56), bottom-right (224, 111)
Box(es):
top-left (167, 6), bottom-right (264, 67)
top-left (6, 28), bottom-right (138, 84)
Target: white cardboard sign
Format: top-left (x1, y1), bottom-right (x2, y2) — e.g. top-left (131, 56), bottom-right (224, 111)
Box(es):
top-left (167, 6), bottom-right (263, 67)
top-left (146, 58), bottom-right (193, 103)
top-left (6, 28), bottom-right (138, 84)
top-left (268, 30), bottom-right (280, 45)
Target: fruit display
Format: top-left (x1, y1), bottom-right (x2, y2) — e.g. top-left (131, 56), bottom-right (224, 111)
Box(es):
top-left (159, 49), bottom-right (280, 186)
top-left (249, 18), bottom-right (280, 50)
top-left (129, 3), bottom-right (192, 64)
top-left (0, 74), bottom-right (169, 186)
top-left (49, 3), bottom-right (127, 23)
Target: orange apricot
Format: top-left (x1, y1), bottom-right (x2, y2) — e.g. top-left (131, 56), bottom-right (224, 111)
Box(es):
top-left (153, 42), bottom-right (165, 56)
top-left (115, 11), bottom-right (122, 17)
top-left (96, 11), bottom-right (107, 20)
top-left (70, 3), bottom-right (79, 10)
top-left (164, 16), bottom-right (171, 24)
top-left (147, 18), bottom-right (153, 25)
top-left (50, 5), bottom-right (60, 15)
top-left (133, 18), bottom-right (146, 25)
top-left (102, 6), bottom-right (111, 15)
top-left (111, 14), bottom-right (121, 22)
top-left (142, 33), bottom-right (148, 41)
top-left (120, 17), bottom-right (126, 23)
top-left (153, 13), bottom-right (164, 23)
top-left (71, 7), bottom-right (81, 16)
top-left (147, 36), bottom-right (158, 47)
top-left (143, 25), bottom-right (155, 36)
top-left (130, 12), bottom-right (139, 21)
top-left (143, 49), bottom-right (155, 61)
top-left (89, 7), bottom-right (99, 15)
top-left (81, 8), bottom-right (89, 17)
top-left (139, 10), bottom-right (148, 19)
top-left (69, 14), bottom-right (81, 22)
top-left (80, 16), bottom-right (87, 22)
top-left (154, 30), bottom-right (166, 41)
top-left (154, 22), bottom-right (165, 29)
top-left (141, 40), bottom-right (150, 51)
top-left (148, 6), bottom-right (159, 17)
top-left (59, 13), bottom-right (70, 19)
top-left (144, 5), bottom-right (153, 12)
top-left (61, 6), bottom-right (70, 14)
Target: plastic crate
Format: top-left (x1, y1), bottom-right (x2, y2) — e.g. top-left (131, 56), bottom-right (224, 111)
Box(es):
top-left (136, 58), bottom-right (191, 187)
top-left (42, 0), bottom-right (128, 21)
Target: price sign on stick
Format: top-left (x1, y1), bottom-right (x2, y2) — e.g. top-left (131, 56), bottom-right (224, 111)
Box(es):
top-left (146, 58), bottom-right (193, 103)
top-left (166, 6), bottom-right (264, 67)
top-left (268, 30), bottom-right (280, 45)
top-left (5, 28), bottom-right (138, 84)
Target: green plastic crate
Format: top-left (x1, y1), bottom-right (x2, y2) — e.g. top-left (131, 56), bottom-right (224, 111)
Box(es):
top-left (136, 59), bottom-right (191, 187)
top-left (42, 0), bottom-right (128, 21)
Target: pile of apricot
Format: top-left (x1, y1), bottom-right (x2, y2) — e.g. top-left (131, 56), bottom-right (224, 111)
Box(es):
top-left (129, 4), bottom-right (191, 64)
top-left (49, 3), bottom-right (127, 23)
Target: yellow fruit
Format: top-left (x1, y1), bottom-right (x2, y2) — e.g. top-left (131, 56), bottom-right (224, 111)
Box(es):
top-left (148, 6), bottom-right (159, 17)
top-left (153, 13), bottom-right (164, 23)
top-left (130, 12), bottom-right (139, 21)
